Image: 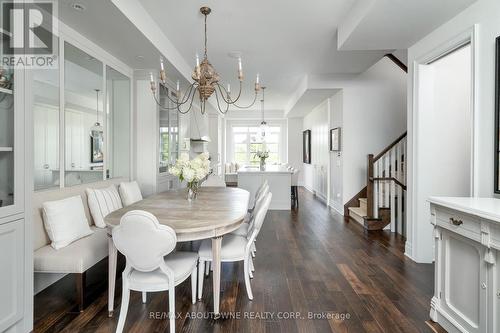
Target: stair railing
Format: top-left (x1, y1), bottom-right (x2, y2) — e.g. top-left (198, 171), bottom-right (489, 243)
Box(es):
top-left (367, 132), bottom-right (407, 234)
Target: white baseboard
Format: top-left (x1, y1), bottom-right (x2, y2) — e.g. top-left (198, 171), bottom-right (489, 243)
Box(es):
top-left (329, 200), bottom-right (344, 216)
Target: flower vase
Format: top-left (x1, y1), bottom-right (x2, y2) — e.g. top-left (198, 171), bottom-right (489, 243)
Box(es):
top-left (260, 159), bottom-right (266, 171)
top-left (187, 183), bottom-right (199, 201)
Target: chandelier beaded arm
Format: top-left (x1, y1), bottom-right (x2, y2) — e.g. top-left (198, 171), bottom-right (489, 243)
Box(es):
top-left (150, 6), bottom-right (262, 115)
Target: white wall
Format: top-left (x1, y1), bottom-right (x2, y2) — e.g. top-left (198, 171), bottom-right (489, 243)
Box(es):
top-left (406, 0), bottom-right (500, 262)
top-left (135, 78), bottom-right (158, 196)
top-left (329, 90), bottom-right (343, 213)
top-left (341, 57), bottom-right (407, 206)
top-left (287, 117), bottom-right (305, 185)
top-left (303, 100), bottom-right (329, 201)
top-left (299, 57), bottom-right (406, 214)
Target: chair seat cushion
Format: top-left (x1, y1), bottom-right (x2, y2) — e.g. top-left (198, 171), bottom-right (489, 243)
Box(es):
top-left (230, 223), bottom-right (249, 237)
top-left (198, 234), bottom-right (248, 261)
top-left (129, 252), bottom-right (198, 288)
top-left (34, 227), bottom-right (108, 273)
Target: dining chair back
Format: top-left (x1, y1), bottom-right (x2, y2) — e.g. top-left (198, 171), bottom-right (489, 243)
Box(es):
top-left (112, 210), bottom-right (176, 272)
top-left (247, 192), bottom-right (272, 242)
top-left (112, 210), bottom-right (198, 333)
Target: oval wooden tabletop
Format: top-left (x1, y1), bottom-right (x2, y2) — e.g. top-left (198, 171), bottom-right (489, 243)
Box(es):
top-left (105, 187), bottom-right (250, 241)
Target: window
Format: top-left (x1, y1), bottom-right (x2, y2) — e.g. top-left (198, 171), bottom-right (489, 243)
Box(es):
top-left (232, 126), bottom-right (281, 166)
top-left (159, 87), bottom-right (179, 173)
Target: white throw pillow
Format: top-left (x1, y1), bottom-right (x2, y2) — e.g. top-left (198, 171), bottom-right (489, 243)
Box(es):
top-left (86, 185), bottom-right (123, 228)
top-left (119, 181), bottom-right (143, 207)
top-left (42, 195), bottom-right (94, 250)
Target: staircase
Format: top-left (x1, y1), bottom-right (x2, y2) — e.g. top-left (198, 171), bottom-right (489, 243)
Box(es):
top-left (346, 132), bottom-right (407, 234)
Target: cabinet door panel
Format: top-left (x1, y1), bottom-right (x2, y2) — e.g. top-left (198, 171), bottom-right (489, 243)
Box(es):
top-left (441, 230), bottom-right (486, 333)
top-left (0, 219), bottom-right (24, 331)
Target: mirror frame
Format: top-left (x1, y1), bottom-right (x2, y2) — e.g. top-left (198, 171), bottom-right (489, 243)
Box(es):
top-left (494, 36), bottom-right (500, 193)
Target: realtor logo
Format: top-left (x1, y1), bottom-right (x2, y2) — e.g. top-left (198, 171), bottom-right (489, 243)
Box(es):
top-left (0, 0), bottom-right (58, 68)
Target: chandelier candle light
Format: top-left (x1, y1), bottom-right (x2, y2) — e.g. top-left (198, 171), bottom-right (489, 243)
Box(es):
top-left (150, 6), bottom-right (261, 114)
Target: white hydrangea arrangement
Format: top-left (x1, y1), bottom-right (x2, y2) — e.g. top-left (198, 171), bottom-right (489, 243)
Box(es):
top-left (169, 152), bottom-right (210, 198)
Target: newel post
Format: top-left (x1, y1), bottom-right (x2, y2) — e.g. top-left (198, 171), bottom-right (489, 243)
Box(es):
top-left (367, 154), bottom-right (374, 218)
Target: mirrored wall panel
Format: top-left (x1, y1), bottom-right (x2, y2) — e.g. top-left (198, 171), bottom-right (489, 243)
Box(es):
top-left (33, 39), bottom-right (60, 191)
top-left (64, 42), bottom-right (104, 186)
top-left (106, 66), bottom-right (130, 179)
top-left (159, 86), bottom-right (179, 173)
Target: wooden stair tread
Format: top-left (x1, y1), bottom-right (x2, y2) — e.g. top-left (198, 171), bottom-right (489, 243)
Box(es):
top-left (358, 198), bottom-right (367, 203)
top-left (348, 206), bottom-right (367, 217)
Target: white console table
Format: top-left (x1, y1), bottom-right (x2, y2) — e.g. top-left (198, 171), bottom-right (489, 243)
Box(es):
top-left (429, 197), bottom-right (500, 333)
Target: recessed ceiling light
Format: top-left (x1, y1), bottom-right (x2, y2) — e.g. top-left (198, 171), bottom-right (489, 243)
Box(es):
top-left (135, 55), bottom-right (145, 62)
top-left (72, 3), bottom-right (86, 11)
top-left (228, 51), bottom-right (242, 59)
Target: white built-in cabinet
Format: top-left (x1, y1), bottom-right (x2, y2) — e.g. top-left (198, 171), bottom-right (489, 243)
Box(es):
top-left (0, 219), bottom-right (25, 331)
top-left (0, 67), bottom-right (31, 332)
top-left (429, 197), bottom-right (500, 333)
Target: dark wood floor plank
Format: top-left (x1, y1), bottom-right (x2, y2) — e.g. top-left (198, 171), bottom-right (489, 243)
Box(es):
top-left (34, 188), bottom-right (434, 333)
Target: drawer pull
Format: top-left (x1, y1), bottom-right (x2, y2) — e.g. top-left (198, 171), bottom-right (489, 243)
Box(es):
top-left (450, 218), bottom-right (463, 226)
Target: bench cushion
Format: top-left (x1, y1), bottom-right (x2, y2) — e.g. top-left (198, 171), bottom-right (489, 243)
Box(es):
top-left (119, 181), bottom-right (143, 206)
top-left (34, 227), bottom-right (108, 274)
top-left (86, 185), bottom-right (123, 228)
top-left (42, 195), bottom-right (94, 250)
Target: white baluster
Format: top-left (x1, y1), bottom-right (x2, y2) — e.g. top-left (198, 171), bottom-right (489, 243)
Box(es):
top-left (397, 184), bottom-right (403, 234)
top-left (390, 147), bottom-right (396, 232)
top-left (402, 138), bottom-right (407, 183)
top-left (373, 161), bottom-right (379, 219)
top-left (395, 141), bottom-right (402, 231)
top-left (384, 154), bottom-right (390, 208)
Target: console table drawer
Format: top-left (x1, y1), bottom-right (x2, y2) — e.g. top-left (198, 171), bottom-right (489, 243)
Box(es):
top-left (434, 207), bottom-right (481, 240)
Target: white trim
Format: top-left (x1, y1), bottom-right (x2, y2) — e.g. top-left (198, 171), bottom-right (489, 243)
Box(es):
top-left (408, 25), bottom-right (477, 262)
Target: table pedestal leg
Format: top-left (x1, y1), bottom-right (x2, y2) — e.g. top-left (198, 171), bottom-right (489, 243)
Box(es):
top-left (212, 236), bottom-right (222, 318)
top-left (108, 234), bottom-right (117, 317)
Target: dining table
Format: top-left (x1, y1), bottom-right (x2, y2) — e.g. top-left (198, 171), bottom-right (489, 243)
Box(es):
top-left (104, 187), bottom-right (250, 318)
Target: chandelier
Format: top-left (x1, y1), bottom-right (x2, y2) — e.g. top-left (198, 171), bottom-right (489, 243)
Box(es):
top-left (150, 6), bottom-right (261, 114)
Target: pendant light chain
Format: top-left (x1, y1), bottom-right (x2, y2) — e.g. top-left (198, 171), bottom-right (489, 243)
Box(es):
top-left (204, 13), bottom-right (208, 59)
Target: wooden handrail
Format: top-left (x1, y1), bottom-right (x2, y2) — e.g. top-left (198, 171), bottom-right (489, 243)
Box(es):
top-left (384, 54), bottom-right (408, 73)
top-left (373, 132), bottom-right (407, 162)
top-left (371, 177), bottom-right (407, 191)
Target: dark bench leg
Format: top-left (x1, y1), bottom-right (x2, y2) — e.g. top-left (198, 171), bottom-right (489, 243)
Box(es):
top-left (76, 272), bottom-right (86, 312)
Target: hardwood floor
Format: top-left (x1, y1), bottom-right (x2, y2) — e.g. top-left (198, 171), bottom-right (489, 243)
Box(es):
top-left (34, 188), bottom-right (435, 333)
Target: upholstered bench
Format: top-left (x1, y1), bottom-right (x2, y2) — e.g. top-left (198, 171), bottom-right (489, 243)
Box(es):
top-left (33, 178), bottom-right (125, 311)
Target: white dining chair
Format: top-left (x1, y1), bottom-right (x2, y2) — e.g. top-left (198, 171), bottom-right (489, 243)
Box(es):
top-left (198, 192), bottom-right (272, 300)
top-left (231, 184), bottom-right (269, 238)
top-left (248, 180), bottom-right (268, 214)
top-left (206, 183), bottom-right (269, 276)
top-left (112, 210), bottom-right (198, 333)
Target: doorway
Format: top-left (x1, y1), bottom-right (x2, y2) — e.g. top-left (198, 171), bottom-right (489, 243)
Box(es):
top-left (412, 42), bottom-right (473, 263)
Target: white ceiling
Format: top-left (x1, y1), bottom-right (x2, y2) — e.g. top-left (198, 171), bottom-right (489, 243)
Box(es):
top-left (338, 0), bottom-right (477, 50)
top-left (138, 0), bottom-right (390, 112)
top-left (58, 0), bottom-right (188, 86)
top-left (59, 0), bottom-right (479, 117)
